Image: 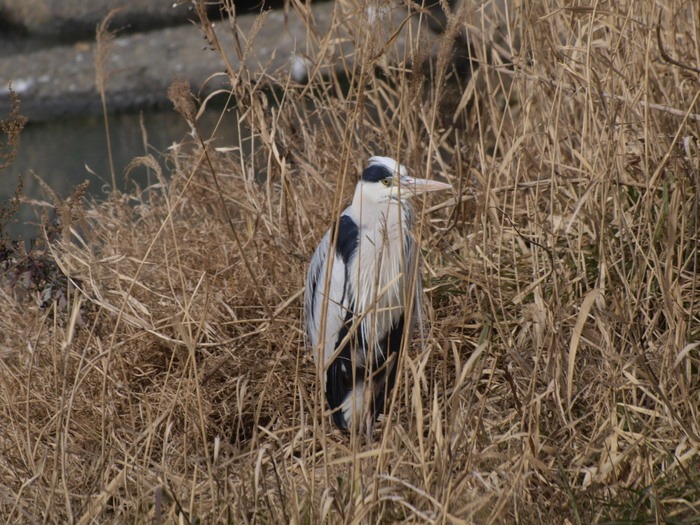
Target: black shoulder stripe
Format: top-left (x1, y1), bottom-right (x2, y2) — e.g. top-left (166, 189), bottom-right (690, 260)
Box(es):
top-left (334, 215), bottom-right (359, 264)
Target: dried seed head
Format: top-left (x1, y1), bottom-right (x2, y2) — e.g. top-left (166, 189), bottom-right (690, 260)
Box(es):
top-left (168, 80), bottom-right (197, 125)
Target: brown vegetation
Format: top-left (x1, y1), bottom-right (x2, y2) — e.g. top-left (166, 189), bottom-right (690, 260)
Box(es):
top-left (1, 0), bottom-right (699, 523)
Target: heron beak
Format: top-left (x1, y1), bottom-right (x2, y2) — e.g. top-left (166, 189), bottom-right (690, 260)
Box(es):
top-left (400, 176), bottom-right (452, 193)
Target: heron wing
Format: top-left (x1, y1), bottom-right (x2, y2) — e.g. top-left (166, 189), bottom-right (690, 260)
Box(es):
top-left (304, 214), bottom-right (358, 367)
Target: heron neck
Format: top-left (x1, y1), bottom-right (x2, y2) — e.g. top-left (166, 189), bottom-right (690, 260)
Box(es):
top-left (351, 185), bottom-right (412, 229)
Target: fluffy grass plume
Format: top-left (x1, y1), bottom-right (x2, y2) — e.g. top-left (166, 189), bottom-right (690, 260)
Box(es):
top-left (1, 0), bottom-right (699, 523)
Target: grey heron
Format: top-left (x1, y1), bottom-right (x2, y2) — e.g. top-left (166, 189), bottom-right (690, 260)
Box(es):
top-left (304, 156), bottom-right (452, 431)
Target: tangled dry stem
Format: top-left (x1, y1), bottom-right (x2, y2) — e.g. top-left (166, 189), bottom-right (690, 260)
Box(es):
top-left (1, 0), bottom-right (699, 523)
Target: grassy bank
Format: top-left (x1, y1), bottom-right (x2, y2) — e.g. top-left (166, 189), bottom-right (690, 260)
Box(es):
top-left (1, 1), bottom-right (699, 523)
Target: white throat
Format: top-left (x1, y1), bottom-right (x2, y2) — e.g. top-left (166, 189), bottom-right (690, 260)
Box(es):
top-left (347, 184), bottom-right (412, 360)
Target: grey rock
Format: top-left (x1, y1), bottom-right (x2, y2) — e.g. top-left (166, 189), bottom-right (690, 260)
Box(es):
top-left (0, 0), bottom-right (195, 38)
top-left (0, 3), bottom-right (435, 122)
top-left (0, 5), bottom-right (326, 120)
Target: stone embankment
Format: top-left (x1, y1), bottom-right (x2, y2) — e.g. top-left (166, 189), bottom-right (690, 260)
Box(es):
top-left (0, 0), bottom-right (444, 122)
top-left (0, 1), bottom-right (342, 121)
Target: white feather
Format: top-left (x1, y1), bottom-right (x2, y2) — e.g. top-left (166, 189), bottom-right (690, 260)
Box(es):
top-left (305, 231), bottom-right (352, 368)
top-left (304, 156), bottom-right (425, 429)
top-left (347, 185), bottom-right (411, 362)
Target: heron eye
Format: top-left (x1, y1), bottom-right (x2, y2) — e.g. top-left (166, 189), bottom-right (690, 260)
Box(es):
top-left (381, 179), bottom-right (391, 187)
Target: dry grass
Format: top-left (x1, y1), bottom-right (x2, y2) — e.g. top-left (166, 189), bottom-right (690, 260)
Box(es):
top-left (2, 0), bottom-right (700, 523)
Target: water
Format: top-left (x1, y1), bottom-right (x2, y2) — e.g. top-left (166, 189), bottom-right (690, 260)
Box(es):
top-left (0, 105), bottom-right (239, 243)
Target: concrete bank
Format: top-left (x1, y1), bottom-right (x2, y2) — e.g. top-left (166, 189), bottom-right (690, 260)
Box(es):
top-left (0, 3), bottom-right (431, 122)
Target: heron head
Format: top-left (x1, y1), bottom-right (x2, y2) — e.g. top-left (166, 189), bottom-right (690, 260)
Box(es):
top-left (359, 156), bottom-right (452, 204)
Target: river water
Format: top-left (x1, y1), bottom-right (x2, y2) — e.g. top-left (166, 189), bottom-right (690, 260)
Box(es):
top-left (1, 106), bottom-right (239, 243)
